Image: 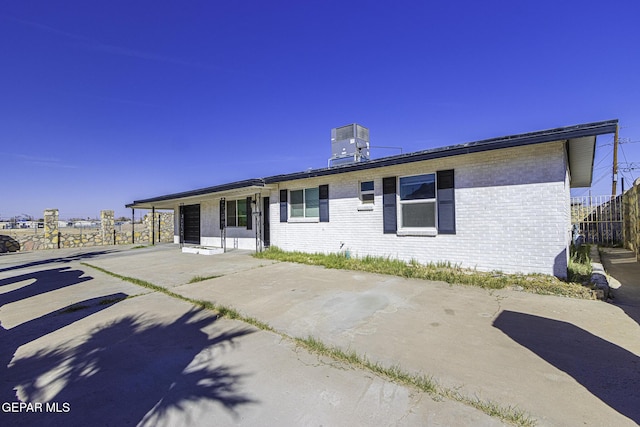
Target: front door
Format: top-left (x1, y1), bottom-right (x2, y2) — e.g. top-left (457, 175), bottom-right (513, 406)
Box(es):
top-left (182, 204), bottom-right (201, 245)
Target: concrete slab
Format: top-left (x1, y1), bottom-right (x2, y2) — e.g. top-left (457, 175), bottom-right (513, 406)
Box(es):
top-left (77, 246), bottom-right (639, 427)
top-left (46, 249), bottom-right (640, 425)
top-left (85, 245), bottom-right (277, 288)
top-left (173, 262), bottom-right (640, 426)
top-left (601, 247), bottom-right (640, 326)
top-left (1, 246), bottom-right (502, 426)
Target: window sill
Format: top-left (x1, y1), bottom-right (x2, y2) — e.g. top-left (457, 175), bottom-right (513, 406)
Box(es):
top-left (357, 205), bottom-right (374, 211)
top-left (397, 229), bottom-right (437, 237)
top-left (288, 217), bottom-right (320, 223)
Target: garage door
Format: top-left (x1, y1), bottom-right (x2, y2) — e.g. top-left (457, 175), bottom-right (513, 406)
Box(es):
top-left (181, 204), bottom-right (200, 244)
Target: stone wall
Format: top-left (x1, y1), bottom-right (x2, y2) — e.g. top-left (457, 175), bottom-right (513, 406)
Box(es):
top-left (623, 179), bottom-right (640, 260)
top-left (0, 209), bottom-right (174, 253)
top-left (144, 211), bottom-right (174, 244)
top-left (44, 208), bottom-right (59, 249)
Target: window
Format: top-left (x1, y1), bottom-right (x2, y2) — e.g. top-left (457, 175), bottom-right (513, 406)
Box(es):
top-left (382, 171), bottom-right (455, 235)
top-left (290, 188), bottom-right (319, 218)
top-left (398, 174), bottom-right (436, 229)
top-left (226, 199), bottom-right (247, 227)
top-left (360, 181), bottom-right (375, 204)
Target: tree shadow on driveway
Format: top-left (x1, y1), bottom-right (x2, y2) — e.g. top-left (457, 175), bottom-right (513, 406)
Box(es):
top-left (0, 249), bottom-right (119, 275)
top-left (493, 310), bottom-right (640, 424)
top-left (0, 267), bottom-right (93, 308)
top-left (2, 307), bottom-right (257, 426)
top-left (0, 293), bottom-right (131, 419)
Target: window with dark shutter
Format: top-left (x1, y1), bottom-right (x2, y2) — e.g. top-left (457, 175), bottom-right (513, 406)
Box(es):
top-left (398, 174), bottom-right (436, 229)
top-left (382, 177), bottom-right (397, 233)
top-left (280, 189), bottom-right (288, 222)
top-left (436, 169), bottom-right (456, 234)
top-left (319, 184), bottom-right (329, 222)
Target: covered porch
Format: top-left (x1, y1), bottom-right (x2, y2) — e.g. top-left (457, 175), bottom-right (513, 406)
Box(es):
top-left (126, 179), bottom-right (274, 254)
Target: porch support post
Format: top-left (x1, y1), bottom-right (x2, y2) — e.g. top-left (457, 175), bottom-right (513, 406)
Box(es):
top-left (131, 208), bottom-right (135, 244)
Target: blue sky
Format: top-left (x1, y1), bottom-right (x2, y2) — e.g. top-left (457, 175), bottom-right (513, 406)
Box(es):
top-left (2, 1), bottom-right (639, 220)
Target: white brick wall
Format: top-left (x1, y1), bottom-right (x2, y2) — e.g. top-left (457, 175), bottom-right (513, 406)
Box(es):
top-left (269, 141), bottom-right (571, 277)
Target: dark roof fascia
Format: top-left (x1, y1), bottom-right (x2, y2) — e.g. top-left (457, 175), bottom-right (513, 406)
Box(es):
top-left (125, 178), bottom-right (265, 208)
top-left (264, 120), bottom-right (618, 184)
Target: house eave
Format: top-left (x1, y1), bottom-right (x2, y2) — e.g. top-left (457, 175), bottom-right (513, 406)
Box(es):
top-left (126, 179), bottom-right (267, 210)
top-left (567, 136), bottom-right (597, 188)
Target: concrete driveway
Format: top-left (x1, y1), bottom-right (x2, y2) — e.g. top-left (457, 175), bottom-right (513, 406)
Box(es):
top-left (2, 245), bottom-right (639, 426)
top-left (1, 246), bottom-right (500, 426)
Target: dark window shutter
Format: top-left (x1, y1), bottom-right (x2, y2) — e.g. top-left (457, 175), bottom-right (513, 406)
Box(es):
top-left (246, 196), bottom-right (253, 230)
top-left (382, 177), bottom-right (397, 234)
top-left (179, 205), bottom-right (185, 243)
top-left (437, 169), bottom-right (456, 234)
top-left (319, 184), bottom-right (329, 222)
top-left (219, 199), bottom-right (225, 230)
top-left (280, 190), bottom-right (288, 222)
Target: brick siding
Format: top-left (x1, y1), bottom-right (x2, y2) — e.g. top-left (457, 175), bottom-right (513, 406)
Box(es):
top-left (270, 141), bottom-right (571, 277)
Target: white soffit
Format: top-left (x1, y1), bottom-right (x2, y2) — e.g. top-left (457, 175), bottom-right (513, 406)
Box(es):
top-left (568, 136), bottom-right (596, 188)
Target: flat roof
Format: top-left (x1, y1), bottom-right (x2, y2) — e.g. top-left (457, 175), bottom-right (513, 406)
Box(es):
top-left (127, 119), bottom-right (618, 209)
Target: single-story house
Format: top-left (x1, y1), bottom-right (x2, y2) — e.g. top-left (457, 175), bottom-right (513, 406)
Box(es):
top-left (127, 120), bottom-right (618, 278)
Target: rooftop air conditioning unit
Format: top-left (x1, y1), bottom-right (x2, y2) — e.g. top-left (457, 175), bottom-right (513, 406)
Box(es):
top-left (329, 123), bottom-right (370, 167)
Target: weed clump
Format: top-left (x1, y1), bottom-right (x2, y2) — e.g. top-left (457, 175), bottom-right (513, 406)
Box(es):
top-left (567, 244), bottom-right (592, 284)
top-left (188, 275), bottom-right (221, 284)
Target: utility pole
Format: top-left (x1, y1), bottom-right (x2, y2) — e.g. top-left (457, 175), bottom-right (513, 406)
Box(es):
top-left (611, 124), bottom-right (619, 197)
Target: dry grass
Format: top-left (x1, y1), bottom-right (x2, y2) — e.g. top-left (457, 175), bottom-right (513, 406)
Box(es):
top-left (254, 247), bottom-right (596, 299)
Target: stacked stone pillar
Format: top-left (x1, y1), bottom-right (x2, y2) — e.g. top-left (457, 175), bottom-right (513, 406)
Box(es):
top-left (101, 210), bottom-right (115, 245)
top-left (43, 209), bottom-right (59, 249)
